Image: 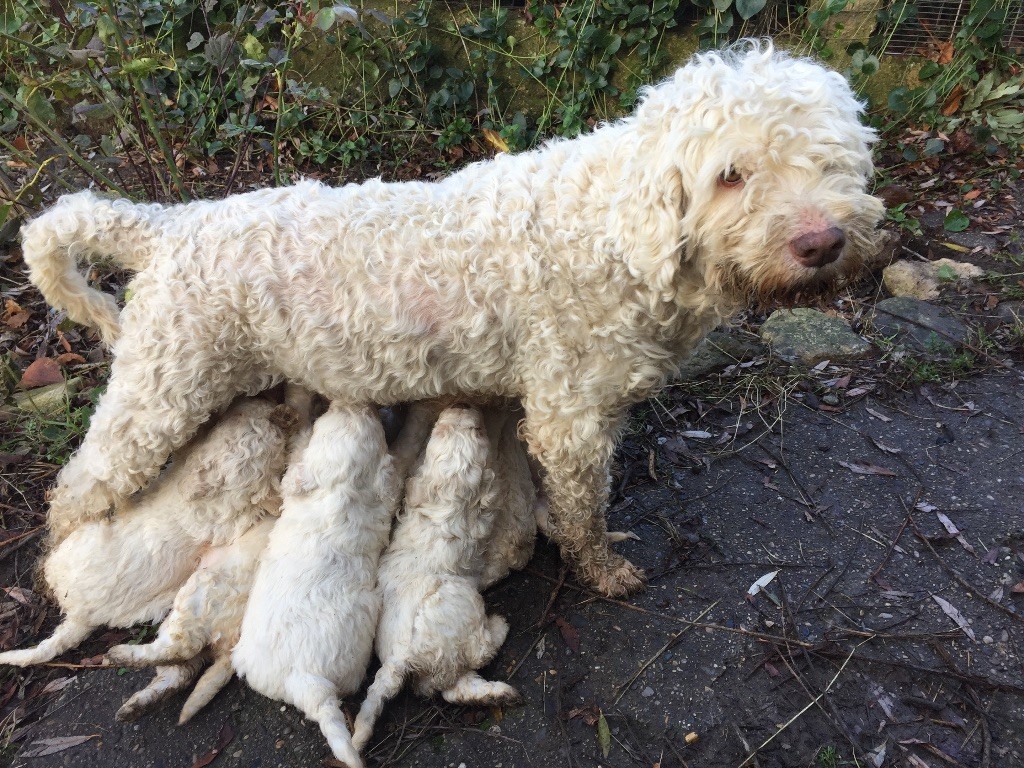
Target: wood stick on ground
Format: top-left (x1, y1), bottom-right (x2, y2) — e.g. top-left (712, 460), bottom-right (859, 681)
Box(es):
top-left (738, 640), bottom-right (868, 767)
top-left (610, 600), bottom-right (720, 705)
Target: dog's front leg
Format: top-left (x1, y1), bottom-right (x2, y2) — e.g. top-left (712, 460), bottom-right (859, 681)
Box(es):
top-left (522, 402), bottom-right (644, 597)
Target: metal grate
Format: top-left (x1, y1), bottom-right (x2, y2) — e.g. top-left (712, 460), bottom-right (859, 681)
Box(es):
top-left (883, 1), bottom-right (1024, 56)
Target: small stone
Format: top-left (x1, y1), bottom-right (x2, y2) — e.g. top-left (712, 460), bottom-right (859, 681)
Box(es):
top-left (871, 297), bottom-right (971, 356)
top-left (822, 393), bottom-right (840, 406)
top-left (641, 686), bottom-right (655, 697)
top-left (12, 377), bottom-right (82, 416)
top-left (675, 331), bottom-right (764, 380)
top-left (760, 308), bottom-right (872, 364)
top-left (882, 258), bottom-right (983, 300)
top-left (983, 635), bottom-right (994, 644)
top-left (232, 750), bottom-right (243, 758)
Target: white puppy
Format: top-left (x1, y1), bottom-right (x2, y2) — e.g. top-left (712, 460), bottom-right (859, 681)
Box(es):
top-left (352, 405), bottom-right (519, 753)
top-left (0, 398), bottom-right (293, 667)
top-left (232, 404), bottom-right (400, 768)
top-left (108, 516), bottom-right (274, 723)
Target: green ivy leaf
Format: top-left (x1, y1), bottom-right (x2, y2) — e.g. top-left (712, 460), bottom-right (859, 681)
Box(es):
top-left (0, 202), bottom-right (10, 228)
top-left (313, 8), bottom-right (335, 31)
top-left (923, 138), bottom-right (945, 156)
top-left (937, 263), bottom-right (958, 281)
top-left (944, 210), bottom-right (970, 232)
top-left (26, 89), bottom-right (56, 125)
top-left (597, 711), bottom-right (611, 758)
top-left (736, 0), bottom-right (768, 20)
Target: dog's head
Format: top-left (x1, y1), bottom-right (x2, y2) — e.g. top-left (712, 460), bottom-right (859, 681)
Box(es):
top-left (404, 404), bottom-right (493, 517)
top-left (282, 403), bottom-right (392, 501)
top-left (609, 41), bottom-right (884, 310)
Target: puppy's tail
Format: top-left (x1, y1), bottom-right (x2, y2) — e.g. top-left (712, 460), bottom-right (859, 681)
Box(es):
top-left (21, 190), bottom-right (165, 344)
top-left (178, 655), bottom-right (234, 724)
top-left (351, 660), bottom-right (408, 753)
top-left (0, 617), bottom-right (94, 667)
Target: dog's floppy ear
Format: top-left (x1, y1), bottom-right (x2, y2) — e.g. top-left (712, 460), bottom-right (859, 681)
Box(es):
top-left (607, 100), bottom-right (686, 301)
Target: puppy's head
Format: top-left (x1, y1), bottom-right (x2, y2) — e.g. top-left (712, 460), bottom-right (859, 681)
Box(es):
top-left (609, 41), bottom-right (884, 310)
top-left (282, 404), bottom-right (389, 497)
top-left (404, 405), bottom-right (492, 515)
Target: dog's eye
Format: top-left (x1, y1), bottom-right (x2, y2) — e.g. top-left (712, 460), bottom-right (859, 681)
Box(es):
top-left (719, 168), bottom-right (744, 188)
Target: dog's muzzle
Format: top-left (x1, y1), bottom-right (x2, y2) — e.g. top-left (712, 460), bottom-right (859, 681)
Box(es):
top-left (789, 226), bottom-right (846, 268)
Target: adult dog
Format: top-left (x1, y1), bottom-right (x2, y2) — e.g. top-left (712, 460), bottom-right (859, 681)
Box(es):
top-left (23, 43), bottom-right (883, 596)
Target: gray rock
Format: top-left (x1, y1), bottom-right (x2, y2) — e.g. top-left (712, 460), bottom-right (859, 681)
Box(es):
top-left (759, 308), bottom-right (872, 364)
top-left (675, 331), bottom-right (765, 380)
top-left (994, 301), bottom-right (1023, 326)
top-left (871, 297), bottom-right (972, 356)
top-left (12, 378), bottom-right (82, 415)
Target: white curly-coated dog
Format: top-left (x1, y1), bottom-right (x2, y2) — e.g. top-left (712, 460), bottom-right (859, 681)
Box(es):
top-left (107, 516), bottom-right (274, 723)
top-left (352, 405), bottom-right (519, 754)
top-left (0, 398), bottom-right (293, 667)
top-left (231, 404), bottom-right (401, 768)
top-left (24, 42), bottom-right (883, 596)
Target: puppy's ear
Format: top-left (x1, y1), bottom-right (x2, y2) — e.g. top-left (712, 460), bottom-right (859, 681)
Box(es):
top-left (607, 87), bottom-right (688, 300)
top-left (281, 463), bottom-right (316, 496)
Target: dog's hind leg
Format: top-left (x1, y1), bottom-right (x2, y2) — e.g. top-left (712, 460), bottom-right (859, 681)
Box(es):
top-left (521, 401), bottom-right (645, 598)
top-left (116, 659), bottom-right (205, 721)
top-left (440, 673), bottom-right (520, 706)
top-left (178, 654), bottom-right (234, 724)
top-left (352, 661), bottom-right (407, 752)
top-left (0, 617), bottom-right (94, 666)
top-left (286, 672), bottom-right (363, 768)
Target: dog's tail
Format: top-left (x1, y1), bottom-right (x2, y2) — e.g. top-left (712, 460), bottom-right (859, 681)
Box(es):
top-left (21, 190), bottom-right (165, 344)
top-left (0, 617), bottom-right (94, 667)
top-left (178, 654), bottom-right (234, 724)
top-left (351, 659), bottom-right (408, 753)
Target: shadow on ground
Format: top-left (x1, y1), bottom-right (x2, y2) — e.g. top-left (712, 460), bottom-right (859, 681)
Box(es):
top-left (11, 372), bottom-right (1024, 768)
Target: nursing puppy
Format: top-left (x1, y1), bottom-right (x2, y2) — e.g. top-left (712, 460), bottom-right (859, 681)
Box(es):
top-left (0, 398), bottom-right (292, 667)
top-left (352, 405), bottom-right (519, 753)
top-left (232, 404), bottom-right (400, 768)
top-left (108, 516), bottom-right (274, 723)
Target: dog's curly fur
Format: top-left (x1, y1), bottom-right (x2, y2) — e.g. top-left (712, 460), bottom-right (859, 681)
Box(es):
top-left (231, 404), bottom-right (401, 768)
top-left (23, 43), bottom-right (883, 596)
top-left (352, 406), bottom-right (519, 753)
top-left (0, 398), bottom-right (292, 667)
top-left (107, 516), bottom-right (274, 724)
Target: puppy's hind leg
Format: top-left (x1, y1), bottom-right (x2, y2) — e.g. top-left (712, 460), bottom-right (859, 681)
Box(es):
top-left (0, 617), bottom-right (94, 666)
top-left (352, 661), bottom-right (407, 752)
top-left (178, 654), bottom-right (234, 724)
top-left (440, 673), bottom-right (520, 706)
top-left (286, 672), bottom-right (363, 768)
top-left (116, 659), bottom-right (205, 722)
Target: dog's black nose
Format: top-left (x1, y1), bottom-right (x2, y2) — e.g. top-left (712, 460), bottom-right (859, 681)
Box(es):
top-left (789, 226), bottom-right (846, 268)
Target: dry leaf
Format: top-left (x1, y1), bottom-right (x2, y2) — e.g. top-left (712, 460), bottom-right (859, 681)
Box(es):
top-left (481, 128), bottom-right (509, 154)
top-left (554, 616), bottom-right (580, 653)
top-left (837, 460), bottom-right (898, 477)
top-left (934, 511), bottom-right (977, 555)
top-left (932, 595), bottom-right (976, 641)
top-left (55, 352), bottom-right (87, 366)
top-left (1012, 582), bottom-right (1024, 594)
top-left (192, 721), bottom-right (235, 768)
top-left (870, 437), bottom-right (902, 455)
top-left (20, 357), bottom-right (64, 389)
top-left (941, 83), bottom-right (965, 115)
top-left (3, 299), bottom-right (30, 329)
top-left (747, 570), bottom-right (779, 598)
top-left (4, 586), bottom-right (36, 605)
top-left (21, 735), bottom-right (98, 757)
top-left (866, 407), bottom-right (893, 423)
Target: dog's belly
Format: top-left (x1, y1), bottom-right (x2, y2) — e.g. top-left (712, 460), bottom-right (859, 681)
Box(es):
top-left (268, 320), bottom-right (522, 407)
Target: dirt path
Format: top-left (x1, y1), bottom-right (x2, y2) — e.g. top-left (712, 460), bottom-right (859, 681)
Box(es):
top-left (9, 370), bottom-right (1022, 768)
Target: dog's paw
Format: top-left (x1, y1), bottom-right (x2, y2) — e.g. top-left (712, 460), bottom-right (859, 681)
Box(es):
top-left (579, 552), bottom-right (646, 598)
top-left (106, 645), bottom-right (144, 667)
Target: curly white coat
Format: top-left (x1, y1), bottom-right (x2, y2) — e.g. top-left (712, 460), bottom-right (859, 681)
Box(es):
top-left (351, 405), bottom-right (520, 753)
top-left (0, 398), bottom-right (291, 667)
top-left (231, 404), bottom-right (400, 768)
top-left (24, 43), bottom-right (883, 596)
